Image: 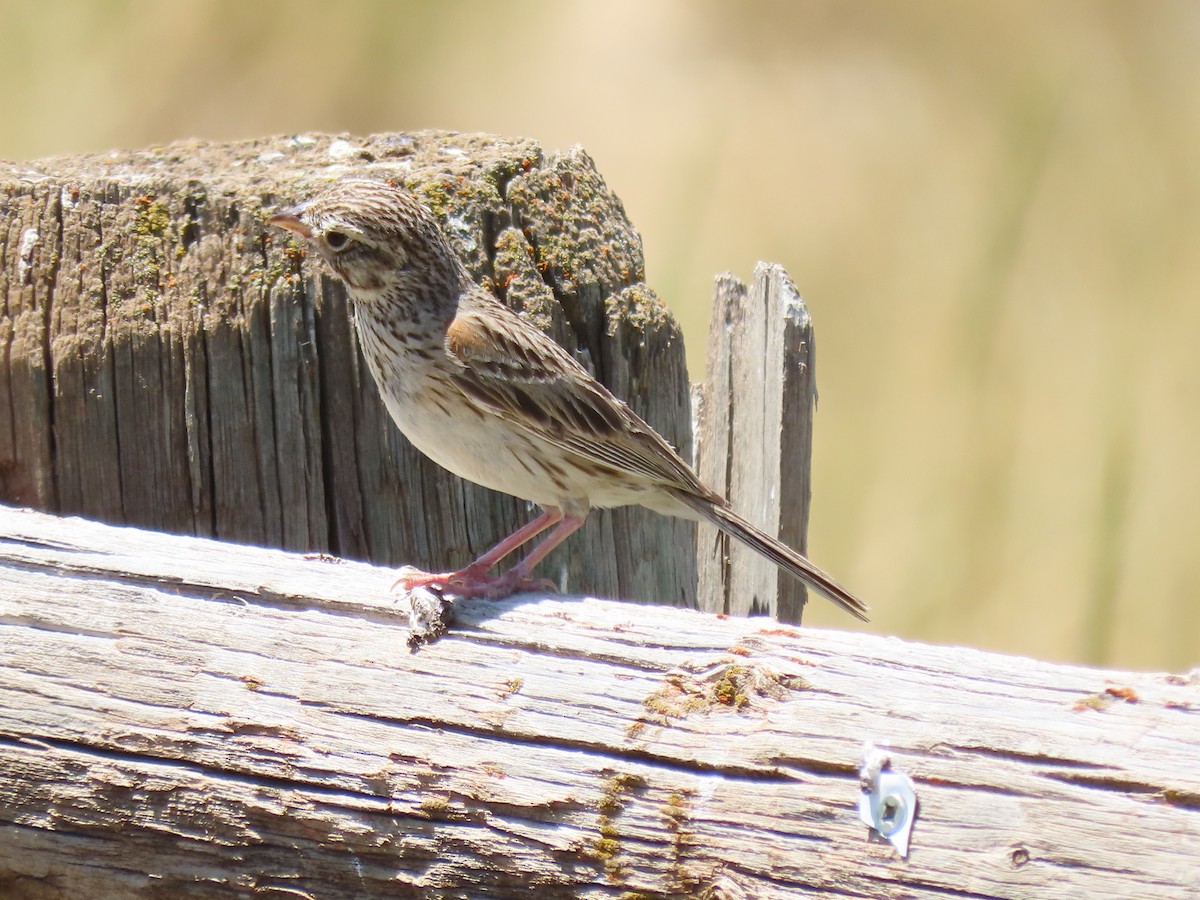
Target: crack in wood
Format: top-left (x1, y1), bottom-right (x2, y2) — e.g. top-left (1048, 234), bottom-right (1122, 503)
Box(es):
top-left (324, 707), bottom-right (800, 785)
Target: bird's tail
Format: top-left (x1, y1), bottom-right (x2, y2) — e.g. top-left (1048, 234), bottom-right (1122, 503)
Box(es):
top-left (677, 493), bottom-right (870, 622)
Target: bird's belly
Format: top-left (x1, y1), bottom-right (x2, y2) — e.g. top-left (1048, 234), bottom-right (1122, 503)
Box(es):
top-left (377, 374), bottom-right (656, 513)
top-left (378, 379), bottom-right (566, 506)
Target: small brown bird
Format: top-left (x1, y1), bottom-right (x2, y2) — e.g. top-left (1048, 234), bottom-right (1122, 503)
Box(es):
top-left (269, 179), bottom-right (867, 621)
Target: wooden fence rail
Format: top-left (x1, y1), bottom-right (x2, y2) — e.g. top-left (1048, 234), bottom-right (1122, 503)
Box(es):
top-left (1, 506), bottom-right (1197, 898)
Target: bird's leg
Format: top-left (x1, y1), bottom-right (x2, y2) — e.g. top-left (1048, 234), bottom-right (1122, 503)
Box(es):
top-left (393, 508), bottom-right (564, 598)
top-left (485, 514), bottom-right (587, 597)
top-left (451, 508), bottom-right (564, 588)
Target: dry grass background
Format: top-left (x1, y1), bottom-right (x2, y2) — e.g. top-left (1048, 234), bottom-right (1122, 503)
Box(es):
top-left (3, 1), bottom-right (1197, 670)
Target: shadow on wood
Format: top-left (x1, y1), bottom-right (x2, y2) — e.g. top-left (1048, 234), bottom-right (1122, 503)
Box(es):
top-left (1, 506), bottom-right (1197, 898)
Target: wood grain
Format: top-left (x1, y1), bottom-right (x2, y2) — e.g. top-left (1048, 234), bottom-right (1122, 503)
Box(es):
top-left (2, 506), bottom-right (1196, 898)
top-left (696, 264), bottom-right (818, 621)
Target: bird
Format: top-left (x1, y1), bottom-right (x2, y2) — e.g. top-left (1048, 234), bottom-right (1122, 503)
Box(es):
top-left (268, 178), bottom-right (868, 622)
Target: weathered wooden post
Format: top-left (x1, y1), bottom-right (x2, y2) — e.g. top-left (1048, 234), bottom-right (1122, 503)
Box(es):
top-left (0, 132), bottom-right (695, 606)
top-left (694, 263), bottom-right (818, 621)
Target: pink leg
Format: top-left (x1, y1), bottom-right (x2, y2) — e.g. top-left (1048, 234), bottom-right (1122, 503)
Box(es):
top-left (469, 514), bottom-right (588, 599)
top-left (466, 508), bottom-right (562, 572)
top-left (395, 508), bottom-right (581, 599)
top-left (504, 514), bottom-right (586, 579)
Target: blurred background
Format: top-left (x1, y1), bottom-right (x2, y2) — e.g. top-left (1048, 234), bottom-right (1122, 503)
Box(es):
top-left (3, 0), bottom-right (1197, 671)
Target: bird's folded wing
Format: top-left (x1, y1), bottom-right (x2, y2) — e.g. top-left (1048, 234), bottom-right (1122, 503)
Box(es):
top-left (445, 303), bottom-right (704, 493)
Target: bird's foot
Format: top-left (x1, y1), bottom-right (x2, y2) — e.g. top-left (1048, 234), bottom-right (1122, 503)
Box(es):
top-left (392, 565), bottom-right (556, 600)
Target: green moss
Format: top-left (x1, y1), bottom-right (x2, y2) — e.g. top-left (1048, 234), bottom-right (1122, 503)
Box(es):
top-left (419, 795), bottom-right (450, 814)
top-left (125, 196), bottom-right (174, 307)
top-left (594, 835), bottom-right (620, 861)
top-left (642, 686), bottom-right (705, 718)
top-left (418, 794), bottom-right (476, 822)
top-left (133, 197), bottom-right (171, 238)
top-left (712, 666), bottom-right (751, 709)
top-left (605, 284), bottom-right (675, 334)
top-left (131, 244), bottom-right (160, 291)
top-left (665, 791), bottom-right (688, 825)
top-left (638, 675), bottom-right (712, 723)
top-left (663, 790), bottom-right (698, 892)
top-left (415, 180), bottom-right (456, 219)
top-left (635, 662), bottom-right (808, 736)
top-left (593, 772), bottom-right (647, 883)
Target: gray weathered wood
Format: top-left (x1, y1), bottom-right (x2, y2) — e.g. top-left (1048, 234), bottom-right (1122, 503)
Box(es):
top-left (2, 505), bottom-right (1198, 899)
top-left (0, 132), bottom-right (695, 607)
top-left (696, 263), bottom-right (817, 621)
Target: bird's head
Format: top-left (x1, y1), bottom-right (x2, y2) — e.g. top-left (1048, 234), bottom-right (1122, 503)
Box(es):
top-left (268, 179), bottom-right (466, 304)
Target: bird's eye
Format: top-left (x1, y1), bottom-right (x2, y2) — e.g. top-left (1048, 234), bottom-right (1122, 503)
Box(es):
top-left (325, 230), bottom-right (351, 251)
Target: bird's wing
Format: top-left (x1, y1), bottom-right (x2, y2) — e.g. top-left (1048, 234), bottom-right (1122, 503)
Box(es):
top-left (444, 297), bottom-right (706, 495)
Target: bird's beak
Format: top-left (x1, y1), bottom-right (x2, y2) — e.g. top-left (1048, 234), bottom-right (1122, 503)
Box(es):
top-left (267, 211), bottom-right (313, 240)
